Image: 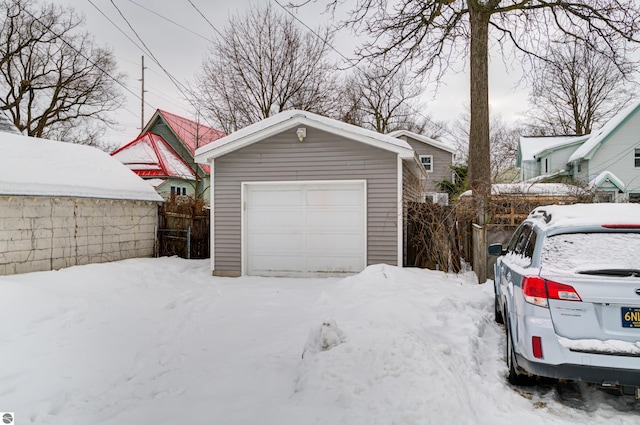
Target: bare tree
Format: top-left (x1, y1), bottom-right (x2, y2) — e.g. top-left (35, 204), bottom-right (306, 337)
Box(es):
top-left (340, 59), bottom-right (425, 133)
top-left (193, 4), bottom-right (339, 133)
top-left (0, 0), bottom-right (125, 146)
top-left (527, 38), bottom-right (636, 136)
top-left (454, 109), bottom-right (520, 181)
top-left (320, 0), bottom-right (640, 203)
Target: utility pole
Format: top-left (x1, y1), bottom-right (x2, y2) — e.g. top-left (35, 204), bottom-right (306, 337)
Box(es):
top-left (140, 55), bottom-right (145, 131)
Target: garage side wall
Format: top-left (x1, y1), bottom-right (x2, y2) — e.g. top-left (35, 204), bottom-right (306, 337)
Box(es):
top-left (214, 127), bottom-right (399, 275)
top-left (0, 197), bottom-right (159, 276)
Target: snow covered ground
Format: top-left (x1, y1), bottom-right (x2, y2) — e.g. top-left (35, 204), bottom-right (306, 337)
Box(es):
top-left (2, 257), bottom-right (640, 424)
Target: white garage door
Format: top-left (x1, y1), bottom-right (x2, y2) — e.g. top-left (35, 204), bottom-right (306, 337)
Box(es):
top-left (244, 181), bottom-right (366, 277)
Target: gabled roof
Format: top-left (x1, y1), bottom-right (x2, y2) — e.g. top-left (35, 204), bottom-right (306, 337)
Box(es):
top-left (589, 170), bottom-right (626, 191)
top-left (0, 132), bottom-right (163, 202)
top-left (144, 109), bottom-right (225, 155)
top-left (111, 132), bottom-right (195, 180)
top-left (387, 130), bottom-right (456, 154)
top-left (568, 100), bottom-right (640, 163)
top-left (517, 135), bottom-right (588, 166)
top-left (194, 110), bottom-right (417, 163)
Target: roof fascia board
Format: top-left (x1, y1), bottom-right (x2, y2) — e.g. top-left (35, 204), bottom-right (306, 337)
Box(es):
top-left (585, 106), bottom-right (640, 161)
top-left (388, 129), bottom-right (457, 154)
top-left (195, 116), bottom-right (415, 163)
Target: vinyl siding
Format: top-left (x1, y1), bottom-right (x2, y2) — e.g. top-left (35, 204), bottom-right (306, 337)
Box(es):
top-left (213, 126), bottom-right (399, 273)
top-left (399, 136), bottom-right (453, 191)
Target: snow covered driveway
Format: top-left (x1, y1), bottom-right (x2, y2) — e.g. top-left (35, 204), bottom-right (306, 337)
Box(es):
top-left (1, 258), bottom-right (639, 424)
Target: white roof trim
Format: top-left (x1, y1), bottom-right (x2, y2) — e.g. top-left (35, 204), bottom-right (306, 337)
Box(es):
top-left (569, 100), bottom-right (640, 163)
top-left (387, 129), bottom-right (457, 154)
top-left (194, 110), bottom-right (416, 163)
top-left (589, 171), bottom-right (626, 191)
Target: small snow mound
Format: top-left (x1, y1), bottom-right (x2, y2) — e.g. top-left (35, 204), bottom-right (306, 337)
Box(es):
top-left (302, 320), bottom-right (347, 359)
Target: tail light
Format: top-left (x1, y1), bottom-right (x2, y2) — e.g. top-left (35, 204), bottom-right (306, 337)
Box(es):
top-left (522, 276), bottom-right (582, 307)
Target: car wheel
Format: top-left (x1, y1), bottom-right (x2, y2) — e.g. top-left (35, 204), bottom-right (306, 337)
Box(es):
top-left (494, 296), bottom-right (504, 324)
top-left (506, 320), bottom-right (534, 386)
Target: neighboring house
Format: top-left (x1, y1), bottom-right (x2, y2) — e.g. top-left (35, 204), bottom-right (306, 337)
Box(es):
top-left (388, 130), bottom-right (455, 204)
top-left (194, 110), bottom-right (428, 278)
top-left (517, 100), bottom-right (640, 202)
top-left (112, 109), bottom-right (225, 200)
top-left (0, 132), bottom-right (163, 276)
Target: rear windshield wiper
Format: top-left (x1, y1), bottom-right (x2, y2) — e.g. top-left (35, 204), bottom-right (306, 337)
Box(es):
top-left (577, 269), bottom-right (640, 278)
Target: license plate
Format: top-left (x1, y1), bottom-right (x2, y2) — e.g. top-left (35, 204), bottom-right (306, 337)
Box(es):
top-left (621, 307), bottom-right (640, 328)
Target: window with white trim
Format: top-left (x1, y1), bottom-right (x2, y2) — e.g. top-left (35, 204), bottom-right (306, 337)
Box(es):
top-left (420, 155), bottom-right (433, 172)
top-left (635, 148), bottom-right (640, 168)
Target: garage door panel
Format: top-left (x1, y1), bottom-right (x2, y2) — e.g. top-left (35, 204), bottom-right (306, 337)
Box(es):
top-left (307, 210), bottom-right (363, 229)
top-left (248, 210), bottom-right (305, 227)
top-left (306, 187), bottom-right (363, 207)
top-left (245, 181), bottom-right (366, 277)
top-left (249, 188), bottom-right (303, 207)
top-left (306, 233), bottom-right (363, 253)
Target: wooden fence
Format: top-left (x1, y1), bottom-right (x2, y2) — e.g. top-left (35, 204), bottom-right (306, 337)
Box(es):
top-left (157, 197), bottom-right (209, 259)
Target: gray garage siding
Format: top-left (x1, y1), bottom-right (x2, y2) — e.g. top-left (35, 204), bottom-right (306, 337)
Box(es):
top-left (213, 126), bottom-right (399, 275)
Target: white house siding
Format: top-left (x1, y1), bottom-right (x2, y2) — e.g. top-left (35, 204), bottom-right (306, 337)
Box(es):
top-left (538, 143), bottom-right (582, 176)
top-left (0, 197), bottom-right (158, 276)
top-left (213, 127), bottom-right (399, 276)
top-left (587, 114), bottom-right (640, 194)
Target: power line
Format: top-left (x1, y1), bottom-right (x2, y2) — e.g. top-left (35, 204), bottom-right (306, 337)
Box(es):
top-left (128, 0), bottom-right (213, 43)
top-left (6, 0), bottom-right (141, 120)
top-left (187, 0), bottom-right (224, 39)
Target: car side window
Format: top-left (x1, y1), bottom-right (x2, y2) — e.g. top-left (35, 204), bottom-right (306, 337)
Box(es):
top-left (514, 225), bottom-right (532, 256)
top-left (524, 229), bottom-right (537, 260)
top-left (507, 225), bottom-right (525, 252)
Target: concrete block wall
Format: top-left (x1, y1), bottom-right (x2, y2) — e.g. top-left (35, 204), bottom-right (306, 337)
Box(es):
top-left (0, 196), bottom-right (159, 276)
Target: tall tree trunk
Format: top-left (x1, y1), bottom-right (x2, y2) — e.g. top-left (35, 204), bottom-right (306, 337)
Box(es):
top-left (468, 3), bottom-right (491, 204)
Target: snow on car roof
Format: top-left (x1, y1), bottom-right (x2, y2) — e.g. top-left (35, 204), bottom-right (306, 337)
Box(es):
top-left (529, 203), bottom-right (640, 229)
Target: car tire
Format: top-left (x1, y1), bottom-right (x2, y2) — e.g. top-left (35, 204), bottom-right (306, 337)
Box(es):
top-left (494, 296), bottom-right (504, 324)
top-left (505, 319), bottom-right (534, 386)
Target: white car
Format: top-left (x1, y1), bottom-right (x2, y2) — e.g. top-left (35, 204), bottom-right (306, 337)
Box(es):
top-left (489, 203), bottom-right (640, 396)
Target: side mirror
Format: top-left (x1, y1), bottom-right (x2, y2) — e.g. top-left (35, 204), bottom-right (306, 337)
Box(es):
top-left (488, 243), bottom-right (506, 256)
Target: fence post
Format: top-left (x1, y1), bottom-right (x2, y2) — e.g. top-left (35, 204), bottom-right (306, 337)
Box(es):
top-left (187, 226), bottom-right (191, 259)
top-left (472, 223), bottom-right (487, 284)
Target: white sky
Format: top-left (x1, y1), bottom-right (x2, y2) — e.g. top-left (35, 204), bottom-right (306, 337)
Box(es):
top-left (61, 0), bottom-right (530, 148)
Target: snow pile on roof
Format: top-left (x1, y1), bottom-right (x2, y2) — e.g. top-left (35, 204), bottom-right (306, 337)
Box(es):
top-left (569, 100), bottom-right (640, 162)
top-left (158, 109), bottom-right (225, 154)
top-left (387, 129), bottom-right (457, 154)
top-left (1, 257), bottom-right (636, 423)
top-left (0, 133), bottom-right (163, 201)
top-left (518, 135), bottom-right (588, 163)
top-left (589, 171), bottom-right (626, 190)
top-left (111, 133), bottom-right (195, 179)
top-left (461, 183), bottom-right (586, 197)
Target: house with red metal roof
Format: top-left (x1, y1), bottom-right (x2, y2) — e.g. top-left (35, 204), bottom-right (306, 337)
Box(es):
top-left (112, 110), bottom-right (225, 200)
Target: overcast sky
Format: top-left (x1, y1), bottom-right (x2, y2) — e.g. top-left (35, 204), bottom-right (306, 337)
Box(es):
top-left (62, 0), bottom-right (529, 148)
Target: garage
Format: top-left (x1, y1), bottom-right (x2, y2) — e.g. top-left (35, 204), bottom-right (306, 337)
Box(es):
top-left (243, 181), bottom-right (366, 277)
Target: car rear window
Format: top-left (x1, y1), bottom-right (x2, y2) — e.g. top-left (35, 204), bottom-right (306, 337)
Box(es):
top-left (541, 232), bottom-right (640, 272)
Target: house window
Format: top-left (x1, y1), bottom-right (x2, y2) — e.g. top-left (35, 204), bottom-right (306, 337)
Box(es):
top-left (544, 158), bottom-right (549, 173)
top-left (635, 149), bottom-right (640, 168)
top-left (170, 186), bottom-right (186, 196)
top-left (420, 155), bottom-right (433, 172)
top-left (630, 193), bottom-right (640, 203)
top-left (577, 162), bottom-right (582, 173)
